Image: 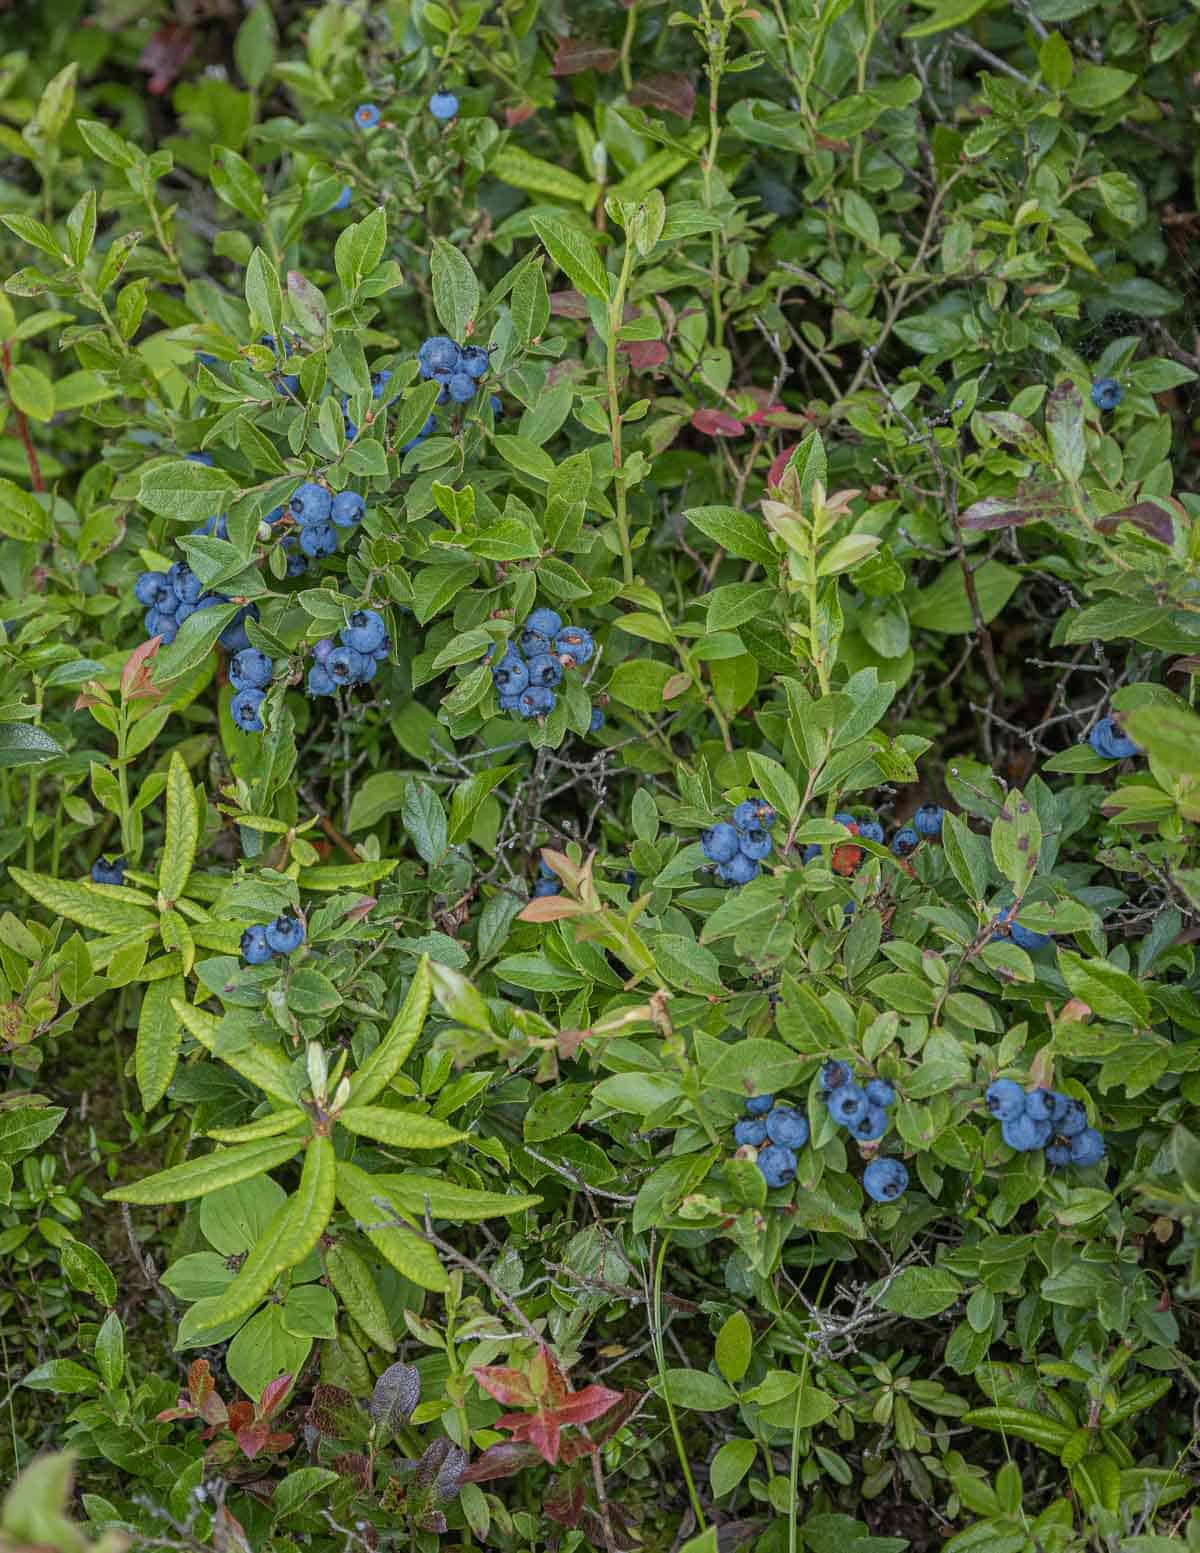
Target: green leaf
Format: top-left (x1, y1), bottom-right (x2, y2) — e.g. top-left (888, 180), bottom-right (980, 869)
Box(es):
top-left (21, 1359), bottom-right (99, 1394)
top-left (349, 957), bottom-right (433, 1105)
top-left (492, 146), bottom-right (592, 205)
top-left (246, 247), bottom-right (283, 337)
top-left (430, 238), bottom-right (480, 341)
top-left (531, 214), bottom-right (609, 302)
top-left (710, 1438), bottom-right (757, 1498)
top-left (211, 146), bottom-right (265, 222)
top-left (136, 973), bottom-right (185, 1110)
top-left (139, 459), bottom-right (237, 524)
top-left (990, 786), bottom-right (1041, 896)
top-left (234, 2), bottom-right (276, 87)
top-left (650, 934), bottom-right (725, 994)
top-left (334, 1159), bottom-right (450, 1292)
top-left (61, 1242), bottom-right (118, 1309)
top-left (0, 480), bottom-right (50, 542)
top-left (158, 752), bottom-right (199, 903)
top-left (377, 1173), bottom-right (541, 1221)
top-left (152, 601), bottom-right (239, 683)
top-left (1039, 29), bottom-right (1073, 88)
top-left (608, 658), bottom-right (676, 713)
top-left (657, 1368), bottom-right (737, 1411)
top-left (94, 1311), bottom-right (124, 1388)
top-left (1045, 379), bottom-right (1085, 483)
top-left (0, 721), bottom-right (62, 767)
top-left (336, 1106), bottom-right (467, 1150)
top-left (174, 997), bottom-right (298, 1107)
top-left (271, 1467), bottom-right (341, 1520)
top-left (1057, 949), bottom-right (1150, 1025)
top-left (715, 1310), bottom-right (753, 1385)
top-left (401, 781), bottom-right (448, 865)
top-left (686, 505), bottom-right (777, 566)
top-left (324, 1242), bottom-right (396, 1352)
top-left (8, 364), bottom-right (54, 422)
top-left (0, 1105), bottom-right (65, 1157)
top-left (10, 868), bottom-right (156, 934)
top-left (1066, 64), bottom-right (1136, 110)
top-left (903, 0), bottom-right (991, 37)
top-left (200, 1173), bottom-right (287, 1254)
top-left (105, 1136), bottom-right (302, 1205)
top-left (908, 560), bottom-right (1020, 634)
top-left (449, 766), bottom-right (514, 844)
top-left (875, 1266), bottom-right (962, 1317)
top-left (704, 1038), bottom-right (804, 1096)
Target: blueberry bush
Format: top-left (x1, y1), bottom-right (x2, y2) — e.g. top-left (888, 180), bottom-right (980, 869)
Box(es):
top-left (3, 1), bottom-right (1200, 1550)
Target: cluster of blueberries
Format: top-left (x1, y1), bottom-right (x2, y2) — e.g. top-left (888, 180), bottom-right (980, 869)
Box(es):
top-left (1091, 378), bottom-right (1123, 413)
top-left (821, 1059), bottom-right (895, 1144)
top-left (307, 609), bottom-right (390, 698)
top-left (733, 1093), bottom-right (807, 1188)
top-left (229, 649), bottom-right (274, 733)
top-left (354, 94), bottom-right (459, 131)
top-left (801, 802), bottom-right (944, 872)
top-left (416, 334), bottom-right (498, 412)
top-left (134, 562), bottom-right (258, 653)
top-left (278, 481), bottom-right (366, 564)
top-left (92, 857), bottom-right (126, 885)
top-left (985, 1079), bottom-right (1106, 1167)
top-left (490, 608), bottom-right (596, 722)
top-left (532, 859), bottom-right (560, 899)
top-left (1086, 715), bottom-right (1141, 761)
top-left (700, 799), bottom-right (776, 886)
top-left (240, 914), bottom-right (305, 966)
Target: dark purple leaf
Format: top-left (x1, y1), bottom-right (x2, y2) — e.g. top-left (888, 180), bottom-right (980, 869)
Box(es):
top-left (138, 24), bottom-right (193, 95)
top-left (1095, 500), bottom-right (1175, 545)
top-left (460, 1440), bottom-right (545, 1483)
top-left (552, 38), bottom-right (620, 76)
top-left (629, 73), bottom-right (697, 121)
top-left (621, 340), bottom-right (668, 371)
top-left (549, 291), bottom-right (589, 319)
top-left (692, 408), bottom-right (745, 437)
top-left (369, 1363), bottom-right (420, 1431)
top-left (961, 498), bottom-right (1040, 531)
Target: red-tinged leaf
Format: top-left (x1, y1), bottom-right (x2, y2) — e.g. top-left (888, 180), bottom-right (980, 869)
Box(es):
top-left (234, 1423), bottom-right (270, 1461)
top-left (814, 135), bottom-right (852, 151)
top-left (517, 897), bottom-right (589, 922)
top-left (960, 498), bottom-right (1040, 531)
top-left (264, 1429), bottom-right (294, 1453)
top-left (257, 1373), bottom-right (293, 1420)
top-left (155, 1404), bottom-right (195, 1422)
top-left (620, 339), bottom-right (668, 371)
top-left (549, 291), bottom-right (589, 319)
top-left (692, 409), bottom-right (745, 437)
top-left (768, 443), bottom-right (801, 487)
top-left (552, 38), bottom-right (620, 76)
top-left (74, 688), bottom-right (105, 710)
top-left (460, 1441), bottom-right (546, 1483)
top-left (138, 23), bottom-right (193, 95)
top-left (332, 1451), bottom-right (371, 1486)
top-left (528, 1345), bottom-right (565, 1404)
top-left (212, 1506), bottom-right (252, 1553)
top-left (473, 1364), bottom-right (536, 1408)
top-left (188, 1358), bottom-right (214, 1403)
top-left (1095, 499), bottom-right (1176, 545)
top-left (629, 73), bottom-right (697, 121)
top-left (545, 1473), bottom-right (587, 1526)
top-left (506, 102), bottom-right (537, 128)
top-left (589, 1388), bottom-right (640, 1444)
top-left (557, 1431), bottom-right (597, 1464)
top-left (743, 402), bottom-right (788, 426)
top-left (551, 1383), bottom-right (623, 1427)
top-left (121, 635), bottom-right (162, 701)
top-left (662, 671), bottom-right (692, 700)
top-left (498, 1409), bottom-right (561, 1465)
top-left (227, 1401), bottom-right (254, 1432)
top-left (342, 895), bottom-right (377, 922)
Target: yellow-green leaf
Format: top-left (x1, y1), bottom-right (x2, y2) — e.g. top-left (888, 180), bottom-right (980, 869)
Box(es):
top-left (10, 868), bottom-right (157, 934)
top-left (336, 1106), bottom-right (466, 1150)
top-left (375, 1172), bottom-right (541, 1221)
top-left (7, 364), bottom-right (54, 422)
top-left (173, 996), bottom-right (297, 1107)
top-left (348, 956), bottom-right (432, 1105)
top-left (135, 972), bottom-right (184, 1110)
top-left (207, 1110), bottom-right (308, 1143)
top-left (159, 751), bottom-right (199, 903)
top-left (334, 1160), bottom-right (449, 1292)
top-left (176, 1197), bottom-right (295, 1342)
top-left (104, 1136), bottom-right (302, 1204)
top-left (491, 145), bottom-right (591, 206)
top-left (324, 1242), bottom-right (396, 1352)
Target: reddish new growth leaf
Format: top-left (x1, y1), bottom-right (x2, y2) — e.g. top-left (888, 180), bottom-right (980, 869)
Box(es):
top-left (552, 38), bottom-right (620, 76)
top-left (473, 1345), bottom-right (623, 1465)
top-left (505, 101), bottom-right (537, 128)
top-left (620, 340), bottom-right (668, 372)
top-left (138, 23), bottom-right (193, 95)
top-left (629, 73), bottom-right (697, 122)
top-left (549, 291), bottom-right (589, 319)
top-left (768, 442), bottom-right (801, 488)
top-left (120, 635), bottom-right (162, 702)
top-left (692, 409), bottom-right (745, 437)
top-left (158, 1363), bottom-right (293, 1460)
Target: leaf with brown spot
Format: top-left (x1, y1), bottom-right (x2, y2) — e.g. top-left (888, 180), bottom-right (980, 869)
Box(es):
top-left (552, 38), bottom-right (620, 76)
top-left (1095, 500), bottom-right (1176, 545)
top-left (629, 73), bottom-right (697, 121)
top-left (549, 291), bottom-right (589, 318)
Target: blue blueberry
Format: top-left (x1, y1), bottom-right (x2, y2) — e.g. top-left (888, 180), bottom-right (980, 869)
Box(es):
top-left (737, 826), bottom-right (772, 862)
top-left (1087, 716), bottom-right (1140, 761)
top-left (218, 604), bottom-right (257, 655)
top-left (756, 1144), bottom-right (797, 1189)
top-left (278, 374), bottom-right (300, 397)
top-left (526, 653), bottom-right (563, 689)
top-left (850, 1104), bottom-right (887, 1142)
top-left (342, 609), bottom-right (387, 654)
top-left (1002, 1114), bottom-right (1051, 1152)
top-left (307, 664), bottom-right (335, 697)
top-left (802, 844), bottom-right (820, 864)
top-left (91, 857), bottom-right (125, 886)
top-left (333, 185), bottom-right (352, 211)
top-left (532, 877), bottom-right (560, 897)
top-left (526, 608), bottom-right (563, 638)
top-left (891, 827), bottom-right (919, 857)
top-left (265, 914), bottom-right (305, 955)
top-left (734, 1118), bottom-right (768, 1148)
top-left (863, 1158), bottom-right (908, 1202)
top-left (489, 394), bottom-right (503, 417)
top-left (145, 610), bottom-right (176, 643)
top-left (519, 629), bottom-right (552, 657)
top-left (555, 626), bottom-right (594, 666)
top-left (1091, 377), bottom-right (1123, 412)
top-left (186, 453), bottom-right (214, 466)
top-left (492, 649), bottom-right (530, 696)
top-left (857, 819), bottom-right (885, 844)
top-left (460, 345), bottom-right (489, 379)
top-left (734, 799), bottom-right (775, 830)
top-left (231, 688), bottom-right (266, 732)
top-left (865, 1079), bottom-right (895, 1108)
top-left (1069, 1128), bottom-right (1105, 1166)
top-left (312, 638), bottom-right (336, 664)
top-left (241, 925), bottom-right (274, 965)
top-left (168, 562), bottom-right (202, 604)
top-left (229, 649), bottom-right (273, 691)
top-left (418, 337), bottom-right (460, 379)
top-left (985, 1079), bottom-right (1025, 1121)
top-left (371, 370), bottom-right (392, 400)
top-left (298, 522), bottom-right (338, 559)
top-left (1000, 916), bottom-right (1052, 951)
top-left (1024, 1089), bottom-right (1055, 1122)
top-left (134, 572), bottom-right (166, 606)
top-left (400, 414), bottom-right (438, 454)
top-left (1058, 1100), bottom-right (1088, 1138)
top-left (913, 804), bottom-right (944, 838)
top-left (765, 1106), bottom-right (809, 1149)
top-left (701, 823), bottom-right (740, 864)
top-left (430, 91), bottom-right (459, 122)
top-left (828, 1085), bottom-right (867, 1125)
top-left (589, 707), bottom-right (605, 732)
top-left (154, 590), bottom-right (179, 617)
top-left (1045, 1143), bottom-right (1072, 1168)
top-left (517, 685), bottom-right (554, 719)
top-left (745, 1094), bottom-right (774, 1116)
top-left (354, 103), bottom-right (381, 130)
top-left (717, 853), bottom-right (759, 886)
top-left (444, 371), bottom-right (474, 404)
top-left (820, 1061), bottom-right (852, 1094)
top-left (331, 491), bottom-right (366, 528)
top-left (834, 812), bottom-right (856, 828)
top-left (291, 482), bottom-right (332, 526)
top-left (327, 646), bottom-right (367, 685)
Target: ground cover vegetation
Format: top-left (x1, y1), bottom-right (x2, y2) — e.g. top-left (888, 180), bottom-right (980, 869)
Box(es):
top-left (2, 0), bottom-right (1200, 1550)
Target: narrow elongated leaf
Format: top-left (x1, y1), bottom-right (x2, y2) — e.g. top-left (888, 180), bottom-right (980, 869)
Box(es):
top-left (173, 997), bottom-right (297, 1107)
top-left (207, 1111), bottom-right (308, 1143)
top-left (10, 868), bottom-right (157, 934)
top-left (159, 752), bottom-right (199, 903)
top-left (324, 1242), bottom-right (396, 1352)
top-left (531, 215), bottom-right (609, 302)
top-left (105, 1136), bottom-right (302, 1204)
top-left (376, 1173), bottom-right (541, 1221)
top-left (430, 238), bottom-right (479, 340)
top-left (349, 956), bottom-right (432, 1104)
top-left (176, 1198), bottom-right (294, 1343)
top-left (335, 1160), bottom-right (449, 1291)
top-left (135, 972), bottom-right (184, 1110)
top-left (336, 1106), bottom-right (466, 1150)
